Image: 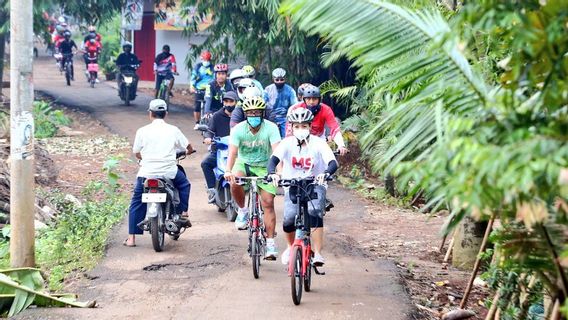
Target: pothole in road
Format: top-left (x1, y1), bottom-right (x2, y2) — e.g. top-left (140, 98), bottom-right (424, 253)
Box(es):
top-left (143, 245), bottom-right (239, 272)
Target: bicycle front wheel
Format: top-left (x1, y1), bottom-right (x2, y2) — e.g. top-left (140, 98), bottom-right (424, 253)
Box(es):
top-left (251, 232), bottom-right (261, 279)
top-left (304, 253), bottom-right (312, 292)
top-left (291, 246), bottom-right (303, 305)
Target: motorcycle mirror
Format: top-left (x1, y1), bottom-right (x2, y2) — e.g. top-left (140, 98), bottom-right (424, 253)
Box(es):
top-left (195, 124), bottom-right (209, 132)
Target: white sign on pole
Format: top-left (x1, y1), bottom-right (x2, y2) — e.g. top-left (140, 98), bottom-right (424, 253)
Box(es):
top-left (122, 0), bottom-right (144, 31)
top-left (10, 111), bottom-right (34, 160)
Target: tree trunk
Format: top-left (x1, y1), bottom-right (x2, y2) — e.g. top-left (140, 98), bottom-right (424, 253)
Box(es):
top-left (0, 7), bottom-right (6, 97)
top-left (0, 32), bottom-right (5, 96)
top-left (452, 216), bottom-right (488, 270)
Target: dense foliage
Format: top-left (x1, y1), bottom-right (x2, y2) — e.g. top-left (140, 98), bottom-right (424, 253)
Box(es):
top-left (282, 0), bottom-right (568, 317)
top-left (178, 0), bottom-right (324, 84)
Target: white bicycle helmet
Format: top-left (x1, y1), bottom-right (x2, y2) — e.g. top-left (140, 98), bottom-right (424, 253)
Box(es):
top-left (287, 108), bottom-right (314, 124)
top-left (229, 69), bottom-right (245, 87)
top-left (241, 86), bottom-right (262, 100)
top-left (237, 78), bottom-right (255, 100)
top-left (272, 68), bottom-right (286, 78)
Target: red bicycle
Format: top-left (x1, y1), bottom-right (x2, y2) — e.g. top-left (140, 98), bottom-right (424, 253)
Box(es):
top-left (278, 176), bottom-right (329, 305)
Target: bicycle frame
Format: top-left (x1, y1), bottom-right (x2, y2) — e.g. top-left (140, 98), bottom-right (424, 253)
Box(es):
top-left (236, 177), bottom-right (265, 239)
top-left (282, 177), bottom-right (325, 277)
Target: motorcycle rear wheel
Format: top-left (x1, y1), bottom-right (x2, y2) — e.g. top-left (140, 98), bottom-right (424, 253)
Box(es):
top-left (150, 214), bottom-right (165, 252)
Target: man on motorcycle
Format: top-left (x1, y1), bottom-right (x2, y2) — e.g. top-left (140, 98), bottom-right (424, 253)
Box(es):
top-left (263, 68), bottom-right (298, 137)
top-left (115, 42), bottom-right (141, 88)
top-left (125, 99), bottom-right (194, 247)
top-left (153, 44), bottom-right (178, 98)
top-left (286, 85), bottom-right (349, 156)
top-left (83, 38), bottom-right (101, 81)
top-left (201, 91), bottom-right (237, 203)
top-left (58, 31), bottom-right (77, 79)
top-left (83, 25), bottom-right (102, 47)
top-left (203, 63), bottom-right (232, 117)
top-left (190, 51), bottom-right (214, 124)
top-left (267, 108), bottom-right (338, 266)
top-left (224, 96), bottom-right (281, 259)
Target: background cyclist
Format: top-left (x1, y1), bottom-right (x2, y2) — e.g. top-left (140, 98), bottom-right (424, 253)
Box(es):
top-left (153, 44), bottom-right (177, 98)
top-left (286, 85), bottom-right (348, 156)
top-left (203, 63), bottom-right (232, 118)
top-left (190, 51), bottom-right (214, 125)
top-left (264, 68), bottom-right (297, 137)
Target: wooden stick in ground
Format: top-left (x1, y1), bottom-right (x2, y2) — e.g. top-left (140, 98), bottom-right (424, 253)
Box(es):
top-left (484, 289), bottom-right (501, 320)
top-left (459, 216), bottom-right (495, 309)
top-left (444, 230), bottom-right (457, 263)
top-left (550, 298), bottom-right (561, 320)
top-left (439, 234), bottom-right (448, 253)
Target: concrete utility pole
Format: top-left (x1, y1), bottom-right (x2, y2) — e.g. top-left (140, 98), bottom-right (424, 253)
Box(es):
top-left (9, 0), bottom-right (35, 267)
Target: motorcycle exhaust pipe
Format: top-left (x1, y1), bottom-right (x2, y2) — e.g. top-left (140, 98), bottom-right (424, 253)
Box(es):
top-left (165, 221), bottom-right (179, 232)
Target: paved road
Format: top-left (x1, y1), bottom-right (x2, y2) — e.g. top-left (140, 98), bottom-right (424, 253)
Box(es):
top-left (19, 57), bottom-right (412, 319)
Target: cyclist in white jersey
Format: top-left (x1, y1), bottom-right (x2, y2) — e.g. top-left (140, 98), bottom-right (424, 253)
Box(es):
top-left (267, 108), bottom-right (338, 266)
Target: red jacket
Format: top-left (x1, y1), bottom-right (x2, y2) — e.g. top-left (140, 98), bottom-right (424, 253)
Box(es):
top-left (285, 102), bottom-right (340, 139)
top-left (84, 41), bottom-right (101, 57)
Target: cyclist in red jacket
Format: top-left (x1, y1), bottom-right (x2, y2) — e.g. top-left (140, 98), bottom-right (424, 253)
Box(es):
top-left (286, 85), bottom-right (348, 155)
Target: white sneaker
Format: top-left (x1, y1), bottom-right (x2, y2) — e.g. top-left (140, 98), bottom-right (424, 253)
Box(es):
top-left (281, 247), bottom-right (290, 265)
top-left (95, 78), bottom-right (100, 83)
top-left (313, 252), bottom-right (325, 266)
top-left (265, 239), bottom-right (278, 260)
top-left (234, 208), bottom-right (249, 230)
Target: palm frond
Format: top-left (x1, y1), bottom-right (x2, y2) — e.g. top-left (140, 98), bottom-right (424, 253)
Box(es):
top-left (281, 0), bottom-right (489, 170)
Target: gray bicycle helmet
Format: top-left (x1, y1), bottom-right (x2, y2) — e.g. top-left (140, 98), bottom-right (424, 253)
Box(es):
top-left (303, 85), bottom-right (321, 98)
top-left (287, 108), bottom-right (314, 124)
top-left (272, 67), bottom-right (286, 78)
top-left (297, 83), bottom-right (312, 97)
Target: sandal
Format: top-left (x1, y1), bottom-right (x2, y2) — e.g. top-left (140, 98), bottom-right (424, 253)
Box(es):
top-left (122, 238), bottom-right (136, 247)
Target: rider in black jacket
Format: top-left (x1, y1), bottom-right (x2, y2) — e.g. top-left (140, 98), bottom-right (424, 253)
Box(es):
top-left (201, 91), bottom-right (237, 203)
top-left (115, 42), bottom-right (141, 87)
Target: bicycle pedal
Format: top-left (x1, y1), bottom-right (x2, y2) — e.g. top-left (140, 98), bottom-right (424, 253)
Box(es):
top-left (313, 266), bottom-right (326, 275)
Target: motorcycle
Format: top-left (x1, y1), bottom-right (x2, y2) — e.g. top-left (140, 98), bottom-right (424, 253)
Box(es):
top-left (118, 64), bottom-right (140, 106)
top-left (197, 124), bottom-right (238, 221)
top-left (138, 150), bottom-right (195, 252)
top-left (86, 52), bottom-right (99, 88)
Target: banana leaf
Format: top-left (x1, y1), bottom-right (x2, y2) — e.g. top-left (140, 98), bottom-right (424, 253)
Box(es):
top-left (0, 268), bottom-right (95, 317)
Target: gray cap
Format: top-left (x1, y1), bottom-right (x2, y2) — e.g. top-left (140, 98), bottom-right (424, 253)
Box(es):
top-left (148, 99), bottom-right (168, 112)
top-left (223, 91), bottom-right (238, 101)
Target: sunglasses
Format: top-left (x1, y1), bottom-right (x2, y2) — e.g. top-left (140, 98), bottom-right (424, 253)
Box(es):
top-left (273, 78), bottom-right (286, 82)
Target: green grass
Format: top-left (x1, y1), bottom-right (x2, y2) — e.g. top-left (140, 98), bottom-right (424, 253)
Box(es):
top-left (0, 156), bottom-right (128, 291)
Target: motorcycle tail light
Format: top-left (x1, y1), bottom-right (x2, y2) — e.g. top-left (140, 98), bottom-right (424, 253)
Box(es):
top-left (146, 179), bottom-right (159, 188)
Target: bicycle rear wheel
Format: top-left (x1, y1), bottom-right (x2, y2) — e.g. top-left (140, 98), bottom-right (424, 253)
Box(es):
top-left (291, 246), bottom-right (303, 305)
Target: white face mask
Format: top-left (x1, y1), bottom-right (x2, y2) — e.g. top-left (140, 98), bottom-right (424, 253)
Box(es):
top-left (202, 60), bottom-right (210, 67)
top-left (293, 128), bottom-right (310, 142)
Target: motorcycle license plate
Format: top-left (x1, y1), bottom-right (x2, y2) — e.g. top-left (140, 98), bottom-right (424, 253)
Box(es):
top-left (124, 76), bottom-right (133, 84)
top-left (142, 193), bottom-right (166, 203)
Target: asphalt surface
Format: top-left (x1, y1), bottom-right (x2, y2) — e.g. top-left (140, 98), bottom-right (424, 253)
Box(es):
top-left (17, 56), bottom-right (412, 319)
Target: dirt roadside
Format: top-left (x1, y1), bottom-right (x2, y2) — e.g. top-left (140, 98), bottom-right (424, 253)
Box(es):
top-left (15, 57), bottom-right (420, 319)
